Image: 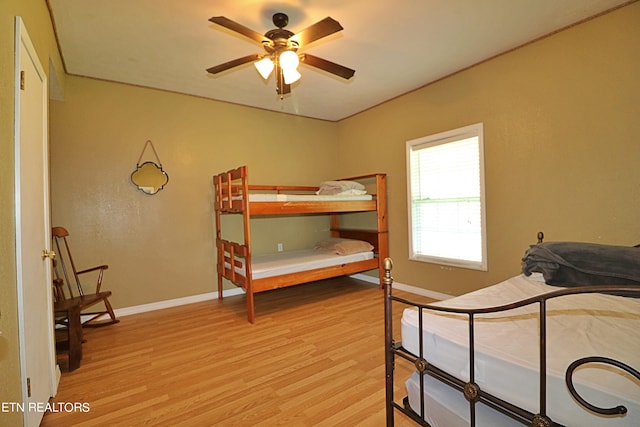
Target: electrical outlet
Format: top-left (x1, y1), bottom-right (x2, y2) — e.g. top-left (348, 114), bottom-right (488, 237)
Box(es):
top-left (277, 243), bottom-right (283, 252)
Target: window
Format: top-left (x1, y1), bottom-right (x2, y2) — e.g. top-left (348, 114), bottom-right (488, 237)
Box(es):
top-left (406, 123), bottom-right (487, 270)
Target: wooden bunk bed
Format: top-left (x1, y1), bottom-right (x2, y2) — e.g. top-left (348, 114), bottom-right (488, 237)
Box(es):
top-left (213, 165), bottom-right (388, 323)
top-left (384, 234), bottom-right (640, 426)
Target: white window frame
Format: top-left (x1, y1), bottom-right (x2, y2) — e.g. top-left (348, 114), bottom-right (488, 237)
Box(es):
top-left (406, 123), bottom-right (487, 271)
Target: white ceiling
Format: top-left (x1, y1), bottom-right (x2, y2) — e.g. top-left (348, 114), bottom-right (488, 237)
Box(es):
top-left (48, 0), bottom-right (630, 121)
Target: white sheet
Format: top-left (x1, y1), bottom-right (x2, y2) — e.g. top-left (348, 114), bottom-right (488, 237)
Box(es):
top-left (238, 249), bottom-right (374, 279)
top-left (402, 274), bottom-right (640, 426)
top-left (246, 194), bottom-right (372, 202)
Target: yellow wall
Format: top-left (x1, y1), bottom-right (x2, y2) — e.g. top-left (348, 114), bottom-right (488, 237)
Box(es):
top-left (337, 2), bottom-right (640, 295)
top-left (50, 77), bottom-right (338, 308)
top-left (2, 4), bottom-right (638, 422)
top-left (49, 3), bottom-right (640, 305)
top-left (0, 0), bottom-right (64, 424)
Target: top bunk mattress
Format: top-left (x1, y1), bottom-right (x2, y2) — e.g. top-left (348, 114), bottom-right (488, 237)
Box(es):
top-left (401, 274), bottom-right (640, 426)
top-left (244, 194), bottom-right (373, 202)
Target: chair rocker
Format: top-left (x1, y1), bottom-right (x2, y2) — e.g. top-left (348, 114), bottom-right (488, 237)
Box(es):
top-left (52, 226), bottom-right (119, 327)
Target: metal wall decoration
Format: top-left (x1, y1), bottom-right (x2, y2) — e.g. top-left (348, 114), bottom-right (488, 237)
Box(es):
top-left (131, 140), bottom-right (169, 195)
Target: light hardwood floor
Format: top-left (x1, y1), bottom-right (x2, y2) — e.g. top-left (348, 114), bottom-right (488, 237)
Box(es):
top-left (42, 277), bottom-right (435, 426)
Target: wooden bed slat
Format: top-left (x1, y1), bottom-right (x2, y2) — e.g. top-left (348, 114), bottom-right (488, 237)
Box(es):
top-left (251, 258), bottom-right (380, 293)
top-left (250, 200), bottom-right (378, 215)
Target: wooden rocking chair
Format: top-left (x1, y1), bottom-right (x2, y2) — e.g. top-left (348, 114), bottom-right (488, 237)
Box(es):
top-left (52, 226), bottom-right (119, 327)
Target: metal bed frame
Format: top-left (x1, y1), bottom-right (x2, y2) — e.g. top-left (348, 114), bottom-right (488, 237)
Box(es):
top-left (383, 258), bottom-right (640, 426)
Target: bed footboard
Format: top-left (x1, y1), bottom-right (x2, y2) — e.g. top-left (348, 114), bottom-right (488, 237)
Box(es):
top-left (383, 258), bottom-right (640, 426)
top-left (216, 238), bottom-right (249, 294)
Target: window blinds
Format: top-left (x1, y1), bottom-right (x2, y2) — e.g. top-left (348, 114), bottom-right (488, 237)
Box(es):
top-left (407, 125), bottom-right (485, 269)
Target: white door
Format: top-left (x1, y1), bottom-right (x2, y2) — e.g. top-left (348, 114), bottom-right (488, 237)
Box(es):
top-left (14, 16), bottom-right (58, 427)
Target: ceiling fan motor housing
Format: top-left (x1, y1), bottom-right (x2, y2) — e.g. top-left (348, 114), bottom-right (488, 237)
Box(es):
top-left (263, 28), bottom-right (297, 55)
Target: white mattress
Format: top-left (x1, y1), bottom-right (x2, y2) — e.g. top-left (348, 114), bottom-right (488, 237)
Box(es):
top-left (402, 274), bottom-right (640, 426)
top-left (241, 249), bottom-right (374, 279)
top-left (245, 194), bottom-right (372, 202)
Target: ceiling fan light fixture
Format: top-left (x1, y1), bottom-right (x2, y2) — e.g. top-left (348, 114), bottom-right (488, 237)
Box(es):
top-left (283, 68), bottom-right (301, 84)
top-left (279, 50), bottom-right (301, 84)
top-left (254, 57), bottom-right (274, 79)
top-left (279, 50), bottom-right (300, 72)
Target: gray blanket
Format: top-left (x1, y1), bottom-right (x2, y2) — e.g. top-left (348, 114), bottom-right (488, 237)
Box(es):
top-left (522, 242), bottom-right (640, 287)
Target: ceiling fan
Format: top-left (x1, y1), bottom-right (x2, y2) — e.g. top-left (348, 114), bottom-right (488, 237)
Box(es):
top-left (206, 13), bottom-right (355, 96)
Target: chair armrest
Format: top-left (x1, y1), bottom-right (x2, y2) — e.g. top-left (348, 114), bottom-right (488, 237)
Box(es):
top-left (76, 265), bottom-right (109, 292)
top-left (76, 265), bottom-right (109, 275)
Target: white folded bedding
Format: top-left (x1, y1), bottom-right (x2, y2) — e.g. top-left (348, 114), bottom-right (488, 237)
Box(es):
top-left (402, 274), bottom-right (640, 426)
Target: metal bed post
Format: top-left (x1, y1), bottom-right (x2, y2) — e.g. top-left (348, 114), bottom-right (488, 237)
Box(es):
top-left (384, 258), bottom-right (395, 426)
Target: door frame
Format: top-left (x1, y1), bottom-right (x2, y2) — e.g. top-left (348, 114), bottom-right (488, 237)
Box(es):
top-left (14, 15), bottom-right (59, 425)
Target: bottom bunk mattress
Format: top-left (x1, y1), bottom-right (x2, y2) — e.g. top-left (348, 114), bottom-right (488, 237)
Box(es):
top-left (247, 249), bottom-right (374, 279)
top-left (401, 274), bottom-right (640, 427)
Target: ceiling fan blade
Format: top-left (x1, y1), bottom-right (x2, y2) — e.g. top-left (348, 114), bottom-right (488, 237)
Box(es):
top-left (209, 16), bottom-right (268, 44)
top-left (300, 54), bottom-right (355, 80)
top-left (206, 54), bottom-right (262, 74)
top-left (290, 17), bottom-right (343, 46)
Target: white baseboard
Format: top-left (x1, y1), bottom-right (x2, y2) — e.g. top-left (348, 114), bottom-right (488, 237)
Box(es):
top-left (113, 288), bottom-right (244, 318)
top-left (108, 275), bottom-right (452, 319)
top-left (349, 273), bottom-right (453, 300)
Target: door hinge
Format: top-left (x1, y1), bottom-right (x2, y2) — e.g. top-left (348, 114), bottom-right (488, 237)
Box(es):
top-left (20, 71), bottom-right (25, 90)
top-left (27, 377), bottom-right (31, 397)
